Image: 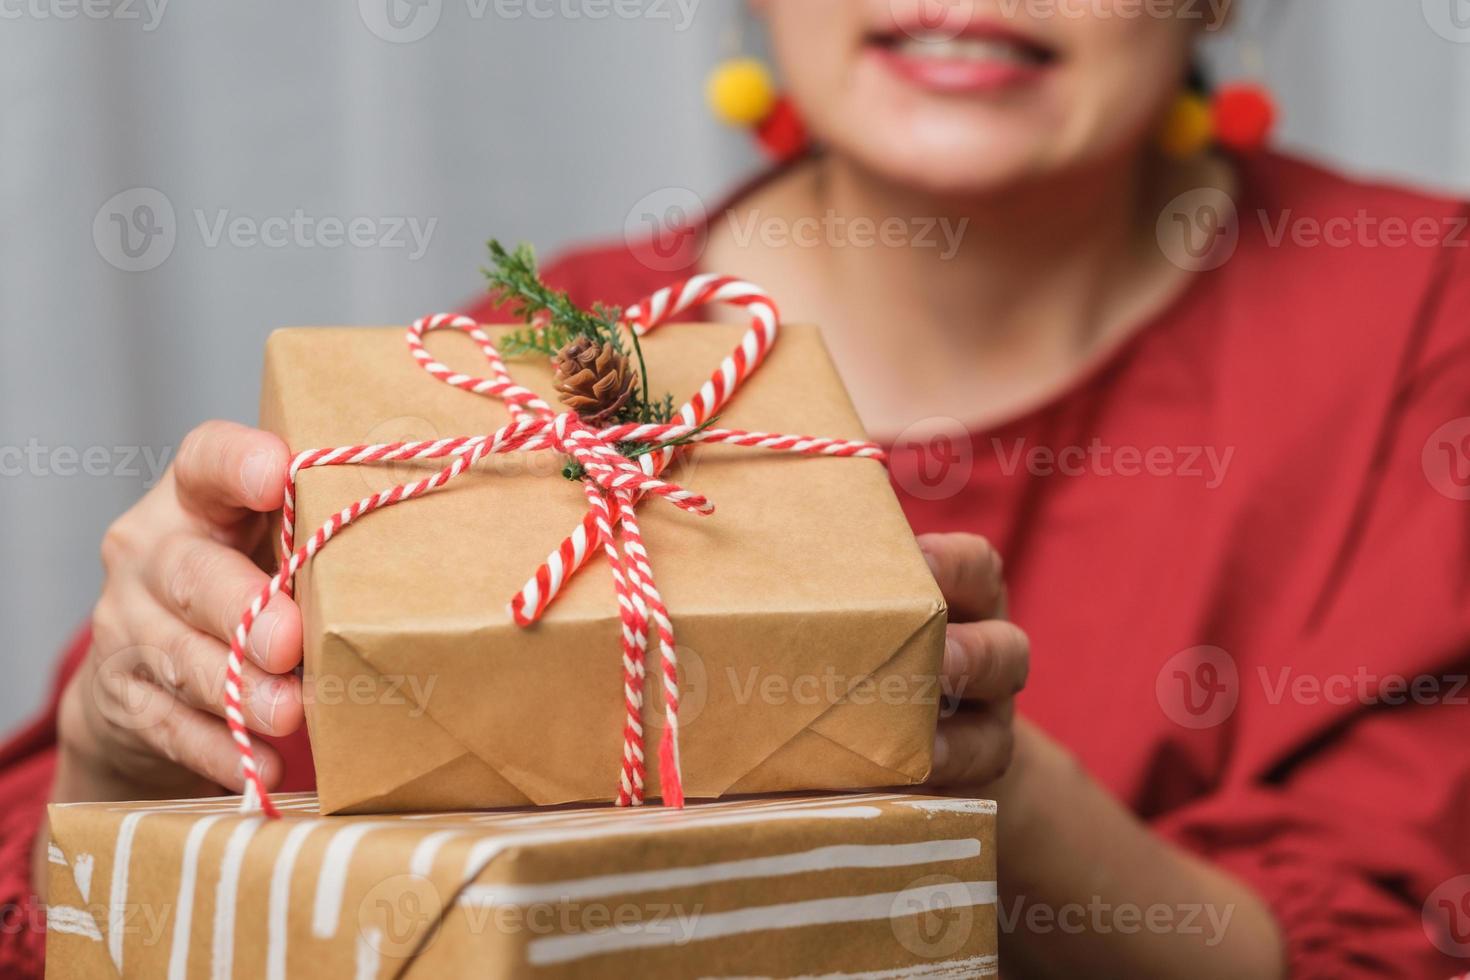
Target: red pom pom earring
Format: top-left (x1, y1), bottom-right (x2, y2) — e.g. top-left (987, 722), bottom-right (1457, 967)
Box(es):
top-left (1159, 20), bottom-right (1279, 159)
top-left (706, 56), bottom-right (809, 164)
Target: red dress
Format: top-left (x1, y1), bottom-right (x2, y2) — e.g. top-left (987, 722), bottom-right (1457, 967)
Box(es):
top-left (4, 154), bottom-right (1468, 978)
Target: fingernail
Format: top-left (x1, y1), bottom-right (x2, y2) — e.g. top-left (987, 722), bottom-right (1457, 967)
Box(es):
top-left (943, 636), bottom-right (962, 674)
top-left (254, 677), bottom-right (287, 729)
top-left (932, 731), bottom-right (950, 773)
top-left (241, 451), bottom-right (275, 504)
top-left (249, 610), bottom-right (280, 667)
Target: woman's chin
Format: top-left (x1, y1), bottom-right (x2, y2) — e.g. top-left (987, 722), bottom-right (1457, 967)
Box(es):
top-left (840, 128), bottom-right (1062, 199)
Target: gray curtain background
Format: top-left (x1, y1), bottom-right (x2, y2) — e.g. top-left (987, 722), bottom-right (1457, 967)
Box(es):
top-left (1, 0), bottom-right (1466, 728)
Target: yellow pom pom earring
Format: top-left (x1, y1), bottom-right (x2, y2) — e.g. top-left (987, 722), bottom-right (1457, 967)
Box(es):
top-left (705, 19), bottom-right (809, 164)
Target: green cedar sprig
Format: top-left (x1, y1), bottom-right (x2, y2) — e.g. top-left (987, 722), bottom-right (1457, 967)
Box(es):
top-left (483, 240), bottom-right (711, 480)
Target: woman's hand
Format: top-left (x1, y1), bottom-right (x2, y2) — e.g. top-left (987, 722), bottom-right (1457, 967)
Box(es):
top-left (54, 421), bottom-right (304, 804)
top-left (919, 532), bottom-right (1030, 789)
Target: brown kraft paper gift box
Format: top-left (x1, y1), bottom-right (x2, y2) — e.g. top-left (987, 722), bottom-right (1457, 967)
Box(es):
top-left (259, 321), bottom-right (947, 814)
top-left (45, 792), bottom-right (998, 979)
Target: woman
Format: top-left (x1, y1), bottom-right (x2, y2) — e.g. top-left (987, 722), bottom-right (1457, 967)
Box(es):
top-left (5, 1), bottom-right (1468, 976)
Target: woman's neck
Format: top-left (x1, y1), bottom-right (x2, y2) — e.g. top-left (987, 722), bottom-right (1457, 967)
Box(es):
top-left (704, 147), bottom-right (1225, 434)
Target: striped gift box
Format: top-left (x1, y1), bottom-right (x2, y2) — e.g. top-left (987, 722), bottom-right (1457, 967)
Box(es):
top-left (46, 792), bottom-right (998, 978)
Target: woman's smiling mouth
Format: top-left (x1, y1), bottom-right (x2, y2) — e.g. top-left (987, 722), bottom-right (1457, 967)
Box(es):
top-left (866, 25), bottom-right (1060, 94)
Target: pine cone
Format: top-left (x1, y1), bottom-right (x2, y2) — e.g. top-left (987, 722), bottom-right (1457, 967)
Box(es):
top-left (553, 337), bottom-right (637, 424)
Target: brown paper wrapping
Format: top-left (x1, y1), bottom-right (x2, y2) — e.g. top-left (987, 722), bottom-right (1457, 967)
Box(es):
top-left (260, 323), bottom-right (946, 814)
top-left (46, 792), bottom-right (998, 979)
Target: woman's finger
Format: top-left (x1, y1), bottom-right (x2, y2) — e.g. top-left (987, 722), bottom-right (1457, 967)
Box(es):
top-left (172, 420), bottom-right (291, 528)
top-left (146, 532), bottom-right (303, 673)
top-left (152, 616), bottom-right (304, 737)
top-left (87, 654), bottom-right (285, 792)
top-left (139, 698), bottom-right (286, 793)
top-left (943, 619), bottom-right (1030, 702)
top-left (930, 707), bottom-right (1015, 787)
top-left (918, 532), bottom-right (1007, 622)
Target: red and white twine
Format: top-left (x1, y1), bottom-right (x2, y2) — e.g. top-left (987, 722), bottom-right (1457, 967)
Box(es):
top-left (226, 275), bottom-right (885, 817)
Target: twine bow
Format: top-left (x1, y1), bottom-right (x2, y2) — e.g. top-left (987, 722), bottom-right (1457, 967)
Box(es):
top-left (225, 275), bottom-right (885, 817)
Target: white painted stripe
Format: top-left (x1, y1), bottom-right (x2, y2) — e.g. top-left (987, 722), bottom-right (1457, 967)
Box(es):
top-left (460, 807), bottom-right (883, 882)
top-left (167, 814), bottom-right (229, 980)
top-left (211, 816), bottom-right (264, 980)
top-left (707, 953), bottom-right (999, 980)
top-left (48, 905), bottom-right (103, 941)
top-left (266, 821), bottom-right (321, 980)
top-left (409, 829), bottom-right (464, 877)
top-left (479, 794), bottom-right (901, 829)
top-left (107, 811), bottom-right (147, 970)
top-left (900, 800), bottom-right (997, 816)
top-left (463, 839), bottom-right (980, 907)
top-left (312, 823), bottom-right (394, 938)
top-left (528, 881), bottom-right (999, 967)
top-left (356, 929), bottom-right (382, 980)
top-left (47, 842), bottom-right (66, 866)
top-left (71, 853), bottom-right (95, 902)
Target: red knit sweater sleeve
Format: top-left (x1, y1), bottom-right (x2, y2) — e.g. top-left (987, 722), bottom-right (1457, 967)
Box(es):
top-left (0, 627), bottom-right (90, 979)
top-left (1152, 233), bottom-right (1470, 979)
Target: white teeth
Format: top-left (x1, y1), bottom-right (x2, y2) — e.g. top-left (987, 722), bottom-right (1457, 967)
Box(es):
top-left (894, 36), bottom-right (1036, 65)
